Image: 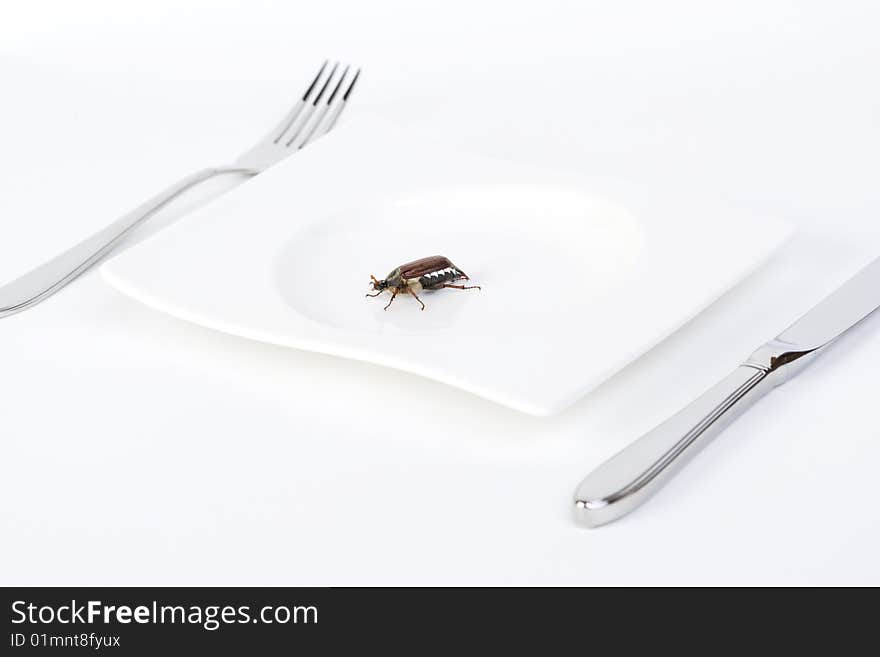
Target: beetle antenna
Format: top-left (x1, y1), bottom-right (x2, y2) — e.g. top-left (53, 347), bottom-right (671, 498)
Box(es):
top-left (370, 274), bottom-right (379, 284)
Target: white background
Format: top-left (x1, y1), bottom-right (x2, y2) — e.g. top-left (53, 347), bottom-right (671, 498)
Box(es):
top-left (1, 0), bottom-right (878, 585)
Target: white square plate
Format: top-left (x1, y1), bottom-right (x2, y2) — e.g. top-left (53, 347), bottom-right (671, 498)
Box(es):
top-left (102, 117), bottom-right (792, 415)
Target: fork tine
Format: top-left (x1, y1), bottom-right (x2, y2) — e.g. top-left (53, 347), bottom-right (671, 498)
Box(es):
top-left (271, 60), bottom-right (328, 144)
top-left (310, 61), bottom-right (340, 105)
top-left (313, 68), bottom-right (360, 139)
top-left (296, 65), bottom-right (350, 149)
top-left (342, 68), bottom-right (360, 101)
top-left (325, 65), bottom-right (350, 105)
top-left (284, 62), bottom-right (340, 147)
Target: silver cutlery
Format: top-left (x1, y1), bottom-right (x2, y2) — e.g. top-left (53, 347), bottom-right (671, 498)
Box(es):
top-left (0, 61), bottom-right (360, 319)
top-left (574, 256), bottom-right (880, 527)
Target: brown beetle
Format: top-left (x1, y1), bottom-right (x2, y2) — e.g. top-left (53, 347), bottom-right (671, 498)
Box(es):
top-left (366, 255), bottom-right (481, 310)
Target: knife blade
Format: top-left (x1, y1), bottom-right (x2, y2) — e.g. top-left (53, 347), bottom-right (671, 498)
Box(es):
top-left (574, 256), bottom-right (880, 528)
top-left (774, 256), bottom-right (880, 350)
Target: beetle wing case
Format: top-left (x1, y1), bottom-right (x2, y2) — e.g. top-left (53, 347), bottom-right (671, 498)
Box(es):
top-left (398, 255), bottom-right (468, 290)
top-left (399, 255), bottom-right (459, 278)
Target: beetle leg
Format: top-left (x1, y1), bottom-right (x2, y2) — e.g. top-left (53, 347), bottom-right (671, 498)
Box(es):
top-left (383, 290), bottom-right (398, 310)
top-left (408, 288), bottom-right (426, 311)
top-left (365, 291), bottom-right (383, 298)
top-left (440, 284), bottom-right (481, 291)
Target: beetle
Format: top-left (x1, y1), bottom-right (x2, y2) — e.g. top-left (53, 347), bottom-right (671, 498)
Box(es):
top-left (366, 255), bottom-right (481, 310)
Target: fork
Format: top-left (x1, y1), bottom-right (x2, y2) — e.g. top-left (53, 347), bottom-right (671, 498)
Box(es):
top-left (0, 61), bottom-right (360, 319)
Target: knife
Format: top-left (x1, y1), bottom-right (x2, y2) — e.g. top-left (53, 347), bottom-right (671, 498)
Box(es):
top-left (574, 256), bottom-right (880, 527)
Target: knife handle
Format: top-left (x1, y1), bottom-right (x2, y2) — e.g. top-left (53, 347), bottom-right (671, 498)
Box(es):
top-left (573, 337), bottom-right (825, 527)
top-left (574, 365), bottom-right (775, 527)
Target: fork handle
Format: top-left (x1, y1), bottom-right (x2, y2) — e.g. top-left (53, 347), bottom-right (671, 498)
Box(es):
top-left (573, 365), bottom-right (775, 527)
top-left (0, 166), bottom-right (253, 319)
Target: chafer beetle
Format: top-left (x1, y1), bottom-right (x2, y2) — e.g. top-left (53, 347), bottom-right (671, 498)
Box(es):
top-left (366, 255), bottom-right (481, 310)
